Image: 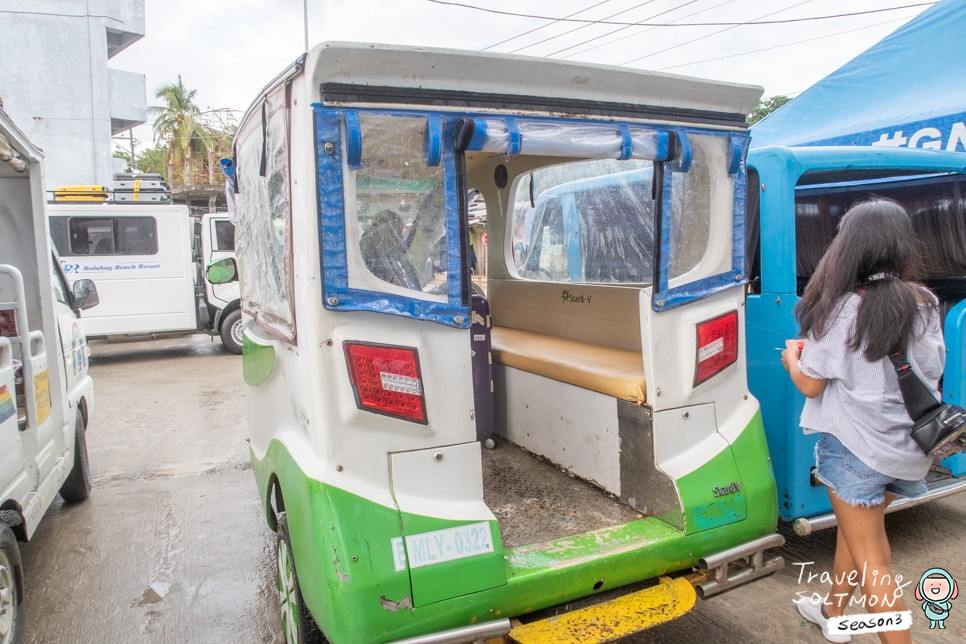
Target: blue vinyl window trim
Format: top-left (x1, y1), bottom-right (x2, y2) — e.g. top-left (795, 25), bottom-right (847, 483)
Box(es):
top-left (652, 129), bottom-right (751, 311)
top-left (314, 105), bottom-right (470, 328)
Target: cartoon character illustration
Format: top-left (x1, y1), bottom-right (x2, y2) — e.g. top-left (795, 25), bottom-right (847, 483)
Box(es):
top-left (916, 567), bottom-right (959, 629)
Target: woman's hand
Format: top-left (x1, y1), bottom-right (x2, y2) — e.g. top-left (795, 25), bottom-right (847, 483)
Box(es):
top-left (781, 339), bottom-right (827, 398)
top-left (780, 339), bottom-right (803, 372)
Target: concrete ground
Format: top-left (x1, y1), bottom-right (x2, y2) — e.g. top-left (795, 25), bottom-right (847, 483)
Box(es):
top-left (17, 335), bottom-right (966, 643)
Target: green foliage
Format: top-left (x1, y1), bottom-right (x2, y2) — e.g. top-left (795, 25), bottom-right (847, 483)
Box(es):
top-left (150, 75), bottom-right (212, 185)
top-left (750, 95), bottom-right (792, 125)
top-left (136, 145), bottom-right (168, 177)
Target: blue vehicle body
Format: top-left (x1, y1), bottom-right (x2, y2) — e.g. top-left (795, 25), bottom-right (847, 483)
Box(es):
top-left (745, 146), bottom-right (966, 528)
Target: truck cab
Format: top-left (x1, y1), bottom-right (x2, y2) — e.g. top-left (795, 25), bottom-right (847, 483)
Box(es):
top-left (0, 108), bottom-right (98, 643)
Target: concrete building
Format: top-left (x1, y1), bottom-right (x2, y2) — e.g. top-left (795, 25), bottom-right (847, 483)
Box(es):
top-left (0, 1), bottom-right (146, 190)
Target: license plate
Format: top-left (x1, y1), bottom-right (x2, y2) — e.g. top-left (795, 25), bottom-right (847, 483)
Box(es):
top-left (392, 521), bottom-right (494, 571)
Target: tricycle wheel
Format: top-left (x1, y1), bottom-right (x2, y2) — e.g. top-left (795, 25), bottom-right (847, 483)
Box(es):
top-left (277, 514), bottom-right (324, 644)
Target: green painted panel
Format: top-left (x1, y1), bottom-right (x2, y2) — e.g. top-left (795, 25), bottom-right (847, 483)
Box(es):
top-left (242, 335), bottom-right (276, 386)
top-left (398, 514), bottom-right (506, 606)
top-left (248, 412), bottom-right (778, 643)
top-left (675, 440), bottom-right (747, 534)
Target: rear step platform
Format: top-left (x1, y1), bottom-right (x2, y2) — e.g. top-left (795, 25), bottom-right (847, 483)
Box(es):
top-left (507, 576), bottom-right (696, 643)
top-left (482, 437), bottom-right (639, 548)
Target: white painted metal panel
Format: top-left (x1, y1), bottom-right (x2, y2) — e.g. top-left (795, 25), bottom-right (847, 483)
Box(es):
top-left (308, 42), bottom-right (762, 120)
top-left (390, 443), bottom-right (494, 523)
top-left (498, 367), bottom-right (621, 495)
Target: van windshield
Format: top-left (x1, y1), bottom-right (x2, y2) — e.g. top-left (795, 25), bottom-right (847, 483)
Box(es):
top-left (513, 160), bottom-right (656, 283)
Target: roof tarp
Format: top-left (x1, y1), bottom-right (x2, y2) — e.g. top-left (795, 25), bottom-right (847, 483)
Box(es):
top-left (751, 0), bottom-right (966, 152)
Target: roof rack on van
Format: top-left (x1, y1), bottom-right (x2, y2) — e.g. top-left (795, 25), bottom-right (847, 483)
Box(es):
top-left (49, 174), bottom-right (171, 204)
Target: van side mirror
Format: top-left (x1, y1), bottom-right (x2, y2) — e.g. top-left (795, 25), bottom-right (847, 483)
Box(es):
top-left (71, 279), bottom-right (99, 311)
top-left (207, 257), bottom-right (238, 284)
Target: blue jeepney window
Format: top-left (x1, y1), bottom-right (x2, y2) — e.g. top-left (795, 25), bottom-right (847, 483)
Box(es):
top-left (315, 107), bottom-right (468, 327)
top-left (515, 160), bottom-right (656, 283)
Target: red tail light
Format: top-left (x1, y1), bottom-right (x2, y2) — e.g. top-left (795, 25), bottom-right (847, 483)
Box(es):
top-left (694, 310), bottom-right (739, 387)
top-left (343, 342), bottom-right (427, 423)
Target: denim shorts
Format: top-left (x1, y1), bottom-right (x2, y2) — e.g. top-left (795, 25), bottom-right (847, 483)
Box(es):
top-left (814, 433), bottom-right (927, 507)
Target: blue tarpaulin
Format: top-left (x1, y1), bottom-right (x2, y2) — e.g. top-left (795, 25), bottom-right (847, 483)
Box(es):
top-left (751, 0), bottom-right (966, 152)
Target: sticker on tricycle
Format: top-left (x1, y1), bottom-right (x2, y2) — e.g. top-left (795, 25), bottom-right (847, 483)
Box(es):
top-left (0, 384), bottom-right (14, 424)
top-left (391, 521), bottom-right (494, 571)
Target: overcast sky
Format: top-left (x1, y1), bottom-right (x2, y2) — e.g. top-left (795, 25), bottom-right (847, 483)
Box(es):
top-left (110, 0), bottom-right (934, 148)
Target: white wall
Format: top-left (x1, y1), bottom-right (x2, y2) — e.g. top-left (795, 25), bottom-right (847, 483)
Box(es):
top-left (0, 1), bottom-right (146, 189)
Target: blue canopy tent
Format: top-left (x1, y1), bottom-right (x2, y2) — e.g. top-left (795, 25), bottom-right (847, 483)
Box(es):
top-left (751, 0), bottom-right (966, 151)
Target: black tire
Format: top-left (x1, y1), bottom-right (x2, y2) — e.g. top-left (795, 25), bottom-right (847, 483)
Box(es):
top-left (59, 409), bottom-right (91, 503)
top-left (276, 514), bottom-right (324, 644)
top-left (220, 309), bottom-right (244, 355)
top-left (0, 524), bottom-right (24, 644)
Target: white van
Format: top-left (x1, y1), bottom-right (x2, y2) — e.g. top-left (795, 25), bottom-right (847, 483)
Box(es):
top-left (48, 204), bottom-right (243, 353)
top-left (0, 108), bottom-right (98, 643)
top-left (215, 42), bottom-right (784, 643)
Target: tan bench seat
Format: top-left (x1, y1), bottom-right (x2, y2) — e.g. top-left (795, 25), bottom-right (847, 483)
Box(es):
top-left (491, 326), bottom-right (646, 405)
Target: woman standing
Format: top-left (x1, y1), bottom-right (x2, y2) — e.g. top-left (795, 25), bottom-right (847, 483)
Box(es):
top-left (782, 198), bottom-right (945, 644)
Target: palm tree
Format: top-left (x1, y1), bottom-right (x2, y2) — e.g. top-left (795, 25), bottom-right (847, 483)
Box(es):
top-left (150, 76), bottom-right (211, 184)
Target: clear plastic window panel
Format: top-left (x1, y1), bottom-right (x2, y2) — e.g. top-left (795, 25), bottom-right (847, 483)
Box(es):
top-left (667, 134), bottom-right (734, 282)
top-left (233, 89), bottom-right (293, 339)
top-left (346, 115), bottom-right (448, 301)
top-left (512, 159), bottom-right (655, 283)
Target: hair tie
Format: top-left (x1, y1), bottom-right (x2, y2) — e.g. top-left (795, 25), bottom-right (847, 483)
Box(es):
top-left (862, 271), bottom-right (900, 283)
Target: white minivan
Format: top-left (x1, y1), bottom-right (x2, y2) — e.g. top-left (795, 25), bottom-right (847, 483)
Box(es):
top-left (49, 204), bottom-right (243, 353)
top-left (0, 108), bottom-right (98, 643)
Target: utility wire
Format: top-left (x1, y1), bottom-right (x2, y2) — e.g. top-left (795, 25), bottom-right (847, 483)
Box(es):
top-left (481, 0), bottom-right (615, 51)
top-left (559, 0), bottom-right (739, 59)
top-left (622, 0), bottom-right (816, 65)
top-left (508, 1), bottom-right (662, 55)
top-left (657, 14), bottom-right (910, 72)
top-left (546, 0), bottom-right (701, 57)
top-left (423, 0), bottom-right (935, 27)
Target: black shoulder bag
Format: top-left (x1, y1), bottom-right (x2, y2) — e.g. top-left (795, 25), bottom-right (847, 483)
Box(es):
top-left (889, 350), bottom-right (966, 457)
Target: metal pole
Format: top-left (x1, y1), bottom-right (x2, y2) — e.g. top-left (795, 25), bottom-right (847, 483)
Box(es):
top-left (129, 129), bottom-right (137, 173)
top-left (303, 0), bottom-right (309, 52)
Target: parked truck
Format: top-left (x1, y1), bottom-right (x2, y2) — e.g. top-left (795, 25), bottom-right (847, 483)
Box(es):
top-left (48, 202), bottom-right (243, 353)
top-left (0, 108), bottom-right (99, 643)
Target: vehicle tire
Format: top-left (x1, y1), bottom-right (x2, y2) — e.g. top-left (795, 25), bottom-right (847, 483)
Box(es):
top-left (0, 524), bottom-right (24, 644)
top-left (220, 309), bottom-right (244, 355)
top-left (59, 409), bottom-right (91, 503)
top-left (276, 514), bottom-right (324, 644)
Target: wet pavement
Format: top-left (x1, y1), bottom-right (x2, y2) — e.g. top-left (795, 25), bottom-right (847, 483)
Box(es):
top-left (17, 334), bottom-right (966, 643)
top-left (19, 335), bottom-right (278, 643)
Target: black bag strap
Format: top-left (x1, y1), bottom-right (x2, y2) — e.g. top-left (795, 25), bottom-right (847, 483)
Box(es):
top-left (888, 350), bottom-right (942, 420)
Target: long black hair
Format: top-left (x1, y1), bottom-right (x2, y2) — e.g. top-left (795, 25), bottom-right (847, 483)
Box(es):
top-left (795, 198), bottom-right (933, 361)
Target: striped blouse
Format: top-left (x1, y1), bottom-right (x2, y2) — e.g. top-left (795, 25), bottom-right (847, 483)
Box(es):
top-left (797, 292), bottom-right (944, 481)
